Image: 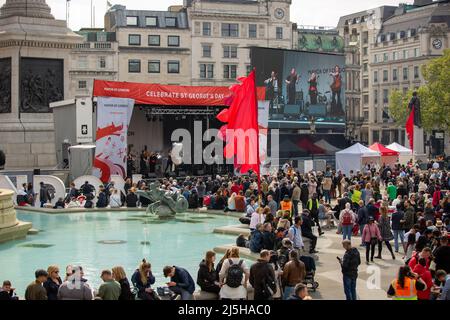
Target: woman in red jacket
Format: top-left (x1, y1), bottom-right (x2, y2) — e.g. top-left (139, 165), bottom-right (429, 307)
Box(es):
top-left (412, 257), bottom-right (433, 300)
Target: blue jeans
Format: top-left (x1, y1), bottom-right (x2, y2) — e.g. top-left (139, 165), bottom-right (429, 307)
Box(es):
top-left (323, 190), bottom-right (331, 203)
top-left (342, 225), bottom-right (353, 240)
top-left (283, 286), bottom-right (295, 300)
top-left (172, 286), bottom-right (193, 300)
top-left (359, 224), bottom-right (366, 244)
top-left (343, 275), bottom-right (357, 300)
top-left (393, 229), bottom-right (404, 252)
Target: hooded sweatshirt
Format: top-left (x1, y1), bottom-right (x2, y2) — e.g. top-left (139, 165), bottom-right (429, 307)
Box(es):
top-left (412, 264), bottom-right (432, 300)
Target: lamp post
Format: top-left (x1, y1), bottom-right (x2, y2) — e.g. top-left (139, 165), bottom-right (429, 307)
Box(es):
top-left (310, 116), bottom-right (316, 162)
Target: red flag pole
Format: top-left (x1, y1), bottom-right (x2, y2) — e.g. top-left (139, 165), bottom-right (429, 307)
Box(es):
top-left (253, 68), bottom-right (261, 201)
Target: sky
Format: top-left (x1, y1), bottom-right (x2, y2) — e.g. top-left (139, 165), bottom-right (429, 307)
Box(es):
top-left (0, 0), bottom-right (410, 30)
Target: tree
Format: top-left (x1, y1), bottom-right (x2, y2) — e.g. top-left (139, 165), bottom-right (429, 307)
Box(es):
top-left (388, 49), bottom-right (450, 133)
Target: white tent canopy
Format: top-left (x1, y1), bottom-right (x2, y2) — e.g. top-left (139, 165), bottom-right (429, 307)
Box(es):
top-left (386, 142), bottom-right (413, 165)
top-left (386, 142), bottom-right (413, 156)
top-left (335, 143), bottom-right (381, 175)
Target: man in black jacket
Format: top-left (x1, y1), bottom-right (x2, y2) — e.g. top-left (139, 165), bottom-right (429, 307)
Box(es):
top-left (301, 210), bottom-right (318, 254)
top-left (249, 250), bottom-right (277, 300)
top-left (262, 223), bottom-right (276, 250)
top-left (338, 240), bottom-right (361, 300)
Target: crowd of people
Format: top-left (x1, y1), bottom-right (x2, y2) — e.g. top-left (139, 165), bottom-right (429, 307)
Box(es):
top-left (7, 159), bottom-right (450, 300)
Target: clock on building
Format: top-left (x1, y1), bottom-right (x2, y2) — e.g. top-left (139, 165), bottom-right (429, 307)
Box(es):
top-left (274, 8), bottom-right (285, 19)
top-left (432, 38), bottom-right (442, 49)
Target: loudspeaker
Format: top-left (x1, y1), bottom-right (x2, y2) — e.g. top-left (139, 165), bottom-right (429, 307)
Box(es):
top-left (308, 104), bottom-right (327, 116)
top-left (271, 113), bottom-right (284, 120)
top-left (284, 104), bottom-right (300, 115)
top-left (33, 169), bottom-right (41, 176)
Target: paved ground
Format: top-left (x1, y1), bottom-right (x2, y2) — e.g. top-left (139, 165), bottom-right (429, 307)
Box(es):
top-left (308, 227), bottom-right (404, 300)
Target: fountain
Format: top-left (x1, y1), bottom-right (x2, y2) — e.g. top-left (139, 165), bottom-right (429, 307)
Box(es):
top-left (0, 189), bottom-right (32, 243)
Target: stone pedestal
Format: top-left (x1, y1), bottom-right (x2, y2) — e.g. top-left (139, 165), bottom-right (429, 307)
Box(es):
top-left (0, 189), bottom-right (32, 243)
top-left (405, 126), bottom-right (426, 161)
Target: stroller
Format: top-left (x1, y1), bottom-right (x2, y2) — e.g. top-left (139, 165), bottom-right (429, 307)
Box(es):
top-left (300, 255), bottom-right (319, 292)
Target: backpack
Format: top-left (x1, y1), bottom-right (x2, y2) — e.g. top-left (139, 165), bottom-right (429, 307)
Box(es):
top-left (342, 210), bottom-right (353, 226)
top-left (225, 259), bottom-right (244, 288)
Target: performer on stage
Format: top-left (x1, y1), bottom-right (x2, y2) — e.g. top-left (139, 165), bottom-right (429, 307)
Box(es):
top-left (285, 68), bottom-right (300, 105)
top-left (329, 65), bottom-right (343, 116)
top-left (264, 71), bottom-right (280, 102)
top-left (308, 73), bottom-right (318, 105)
top-left (264, 71), bottom-right (281, 113)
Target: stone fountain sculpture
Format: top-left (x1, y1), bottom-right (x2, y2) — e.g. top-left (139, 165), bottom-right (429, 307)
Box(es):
top-left (0, 189), bottom-right (32, 243)
top-left (136, 182), bottom-right (188, 218)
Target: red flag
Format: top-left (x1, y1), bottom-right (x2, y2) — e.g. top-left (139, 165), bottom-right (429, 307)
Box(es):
top-left (406, 109), bottom-right (414, 151)
top-left (217, 70), bottom-right (260, 175)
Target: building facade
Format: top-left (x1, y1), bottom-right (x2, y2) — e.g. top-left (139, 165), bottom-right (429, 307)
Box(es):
top-left (104, 4), bottom-right (192, 86)
top-left (187, 0), bottom-right (294, 86)
top-left (69, 28), bottom-right (118, 99)
top-left (338, 0), bottom-right (450, 156)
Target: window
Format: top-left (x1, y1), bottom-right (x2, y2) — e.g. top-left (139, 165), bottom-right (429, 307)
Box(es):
top-left (393, 51), bottom-right (398, 60)
top-left (148, 35), bottom-right (160, 46)
top-left (202, 22), bottom-right (211, 36)
top-left (148, 60), bottom-right (160, 73)
top-left (403, 87), bottom-right (408, 94)
top-left (126, 16), bottom-right (138, 26)
top-left (145, 17), bottom-right (157, 27)
top-left (383, 89), bottom-right (389, 103)
top-left (374, 54), bottom-right (378, 63)
top-left (78, 56), bottom-right (88, 69)
top-left (373, 130), bottom-right (380, 142)
top-left (363, 63), bottom-right (368, 72)
top-left (364, 111), bottom-right (369, 119)
top-left (78, 80), bottom-right (87, 89)
top-left (403, 50), bottom-right (409, 59)
top-left (249, 24), bottom-right (257, 38)
top-left (363, 47), bottom-right (368, 56)
top-left (414, 66), bottom-right (419, 79)
top-left (363, 79), bottom-right (369, 88)
top-left (200, 64), bottom-right (214, 79)
top-left (383, 53), bottom-right (389, 62)
top-left (165, 17), bottom-right (177, 27)
top-left (403, 67), bottom-right (409, 80)
top-left (414, 48), bottom-right (420, 57)
top-left (383, 70), bottom-right (388, 82)
top-left (223, 45), bottom-right (238, 58)
top-left (168, 36), bottom-right (180, 47)
top-left (374, 71), bottom-right (378, 82)
top-left (223, 64), bottom-right (237, 79)
top-left (99, 56), bottom-right (106, 69)
top-left (374, 89), bottom-right (378, 104)
top-left (128, 59), bottom-right (141, 73)
top-left (276, 27), bottom-right (283, 40)
top-left (168, 61), bottom-right (180, 73)
top-left (393, 69), bottom-right (398, 81)
top-left (128, 34), bottom-right (141, 45)
top-left (363, 95), bottom-right (369, 104)
top-left (222, 23), bottom-right (239, 37)
top-left (201, 44), bottom-right (212, 58)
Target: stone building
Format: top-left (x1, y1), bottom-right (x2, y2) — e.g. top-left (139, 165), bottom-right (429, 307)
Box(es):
top-left (69, 28), bottom-right (118, 99)
top-left (104, 4), bottom-right (192, 85)
top-left (338, 0), bottom-right (450, 156)
top-left (187, 0), bottom-right (294, 86)
top-left (0, 0), bottom-right (82, 169)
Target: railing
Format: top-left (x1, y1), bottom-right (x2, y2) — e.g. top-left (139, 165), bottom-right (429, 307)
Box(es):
top-left (74, 42), bottom-right (113, 50)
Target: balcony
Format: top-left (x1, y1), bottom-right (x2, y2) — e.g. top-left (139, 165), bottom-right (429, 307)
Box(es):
top-left (74, 42), bottom-right (114, 50)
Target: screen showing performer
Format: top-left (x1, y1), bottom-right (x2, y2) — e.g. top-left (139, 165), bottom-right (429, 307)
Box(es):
top-left (252, 47), bottom-right (346, 124)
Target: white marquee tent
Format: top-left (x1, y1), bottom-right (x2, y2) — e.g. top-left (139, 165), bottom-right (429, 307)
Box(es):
top-left (386, 142), bottom-right (413, 165)
top-left (335, 143), bottom-right (381, 175)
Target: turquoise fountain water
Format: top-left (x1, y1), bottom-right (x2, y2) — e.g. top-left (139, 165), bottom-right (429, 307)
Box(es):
top-left (0, 211), bottom-right (239, 296)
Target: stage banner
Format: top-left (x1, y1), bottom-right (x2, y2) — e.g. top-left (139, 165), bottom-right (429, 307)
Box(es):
top-left (258, 101), bottom-right (269, 175)
top-left (93, 80), bottom-right (266, 106)
top-left (94, 97), bottom-right (134, 183)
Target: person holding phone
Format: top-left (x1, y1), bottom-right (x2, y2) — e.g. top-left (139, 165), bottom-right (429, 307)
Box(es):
top-left (337, 240), bottom-right (361, 300)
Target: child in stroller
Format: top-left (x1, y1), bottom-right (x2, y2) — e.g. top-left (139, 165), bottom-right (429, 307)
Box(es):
top-left (300, 255), bottom-right (319, 291)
